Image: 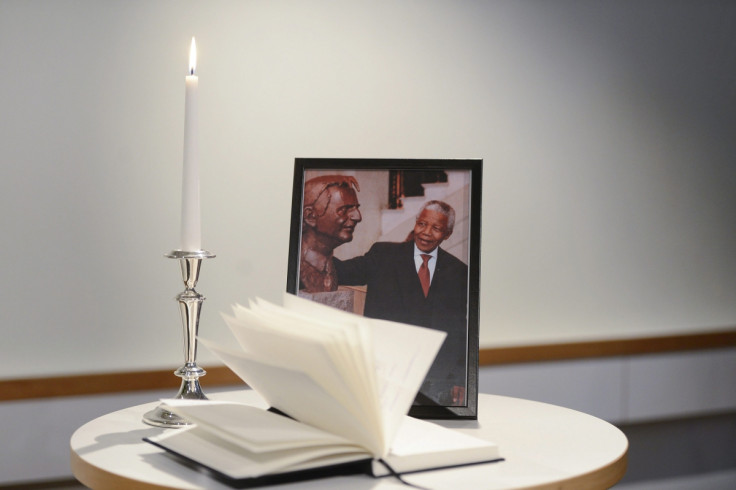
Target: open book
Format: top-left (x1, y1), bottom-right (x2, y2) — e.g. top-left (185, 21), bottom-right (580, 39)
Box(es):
top-left (145, 293), bottom-right (501, 486)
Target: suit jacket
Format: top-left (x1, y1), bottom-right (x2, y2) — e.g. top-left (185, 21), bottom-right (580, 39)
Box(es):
top-left (334, 241), bottom-right (468, 405)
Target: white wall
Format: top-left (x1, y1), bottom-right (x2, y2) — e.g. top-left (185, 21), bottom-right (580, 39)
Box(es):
top-left (1, 0), bottom-right (735, 379)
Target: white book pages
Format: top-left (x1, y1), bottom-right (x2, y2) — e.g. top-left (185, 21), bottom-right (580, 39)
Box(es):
top-left (220, 311), bottom-right (374, 427)
top-left (200, 294), bottom-right (446, 458)
top-left (281, 293), bottom-right (447, 445)
top-left (250, 297), bottom-right (379, 413)
top-left (372, 416), bottom-right (501, 476)
top-left (199, 339), bottom-right (384, 456)
top-left (148, 424), bottom-right (369, 479)
top-left (224, 298), bottom-right (384, 444)
top-left (250, 298), bottom-right (380, 418)
top-left (160, 400), bottom-right (356, 452)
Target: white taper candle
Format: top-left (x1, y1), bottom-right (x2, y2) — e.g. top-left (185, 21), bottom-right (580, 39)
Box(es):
top-left (181, 37), bottom-right (201, 251)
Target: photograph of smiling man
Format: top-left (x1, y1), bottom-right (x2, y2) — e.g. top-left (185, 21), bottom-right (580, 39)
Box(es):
top-left (288, 159), bottom-right (481, 418)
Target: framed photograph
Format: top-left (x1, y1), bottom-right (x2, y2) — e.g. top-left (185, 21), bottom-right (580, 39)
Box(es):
top-left (287, 158), bottom-right (482, 419)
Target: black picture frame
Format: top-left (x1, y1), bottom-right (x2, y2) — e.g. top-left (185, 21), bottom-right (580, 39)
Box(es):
top-left (287, 158), bottom-right (482, 419)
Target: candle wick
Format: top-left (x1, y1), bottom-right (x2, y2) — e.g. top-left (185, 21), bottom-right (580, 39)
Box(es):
top-left (190, 68), bottom-right (195, 76)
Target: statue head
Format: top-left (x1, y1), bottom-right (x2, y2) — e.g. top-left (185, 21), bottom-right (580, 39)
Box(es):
top-left (302, 175), bottom-right (362, 249)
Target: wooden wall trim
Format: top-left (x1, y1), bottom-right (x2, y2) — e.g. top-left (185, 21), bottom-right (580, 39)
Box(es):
top-left (0, 366), bottom-right (243, 403)
top-left (479, 329), bottom-right (736, 365)
top-left (2, 329), bottom-right (735, 402)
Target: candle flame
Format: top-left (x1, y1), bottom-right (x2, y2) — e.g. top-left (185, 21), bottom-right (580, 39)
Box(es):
top-left (188, 37), bottom-right (197, 75)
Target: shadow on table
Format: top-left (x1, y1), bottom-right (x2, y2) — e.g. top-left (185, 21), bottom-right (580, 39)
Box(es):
top-left (75, 427), bottom-right (163, 456)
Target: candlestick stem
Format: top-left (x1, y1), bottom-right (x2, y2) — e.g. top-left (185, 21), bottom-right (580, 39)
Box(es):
top-left (143, 250), bottom-right (215, 428)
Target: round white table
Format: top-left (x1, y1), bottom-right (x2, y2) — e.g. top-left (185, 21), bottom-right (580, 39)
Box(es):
top-left (70, 390), bottom-right (627, 489)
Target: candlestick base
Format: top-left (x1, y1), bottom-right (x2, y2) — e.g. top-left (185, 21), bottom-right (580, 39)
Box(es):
top-left (142, 363), bottom-right (209, 428)
top-left (143, 249), bottom-right (215, 428)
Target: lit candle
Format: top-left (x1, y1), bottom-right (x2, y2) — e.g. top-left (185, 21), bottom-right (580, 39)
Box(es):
top-left (181, 37), bottom-right (201, 251)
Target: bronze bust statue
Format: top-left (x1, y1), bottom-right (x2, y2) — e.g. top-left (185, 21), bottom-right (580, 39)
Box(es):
top-left (299, 175), bottom-right (361, 293)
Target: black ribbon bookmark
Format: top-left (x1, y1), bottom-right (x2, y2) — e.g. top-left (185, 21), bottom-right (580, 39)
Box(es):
top-left (376, 459), bottom-right (431, 490)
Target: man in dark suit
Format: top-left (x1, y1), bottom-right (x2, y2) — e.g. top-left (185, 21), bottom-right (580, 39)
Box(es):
top-left (334, 200), bottom-right (468, 406)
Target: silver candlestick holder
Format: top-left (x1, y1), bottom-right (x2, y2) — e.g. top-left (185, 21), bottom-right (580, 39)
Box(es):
top-left (143, 249), bottom-right (216, 428)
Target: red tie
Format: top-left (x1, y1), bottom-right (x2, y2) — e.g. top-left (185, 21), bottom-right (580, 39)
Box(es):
top-left (419, 254), bottom-right (431, 297)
